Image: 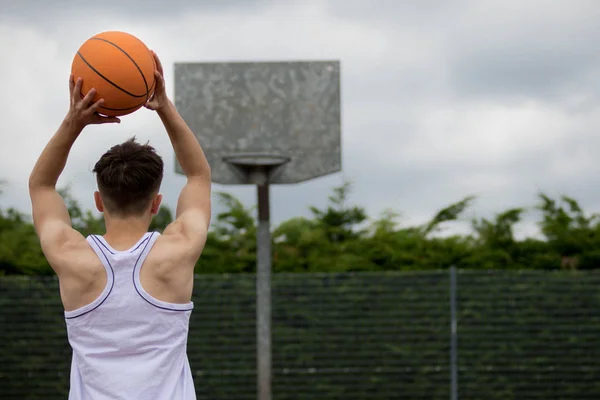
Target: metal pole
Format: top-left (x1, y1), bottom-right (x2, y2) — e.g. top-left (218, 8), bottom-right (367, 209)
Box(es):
top-left (257, 179), bottom-right (272, 400)
top-left (450, 266), bottom-right (458, 400)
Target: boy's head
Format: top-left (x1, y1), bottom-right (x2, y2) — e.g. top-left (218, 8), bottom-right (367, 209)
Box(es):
top-left (93, 137), bottom-right (164, 218)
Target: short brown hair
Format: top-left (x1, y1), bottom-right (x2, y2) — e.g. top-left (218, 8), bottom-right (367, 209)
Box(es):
top-left (93, 137), bottom-right (164, 216)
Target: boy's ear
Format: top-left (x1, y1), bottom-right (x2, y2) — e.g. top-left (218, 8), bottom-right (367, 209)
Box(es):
top-left (94, 191), bottom-right (104, 213)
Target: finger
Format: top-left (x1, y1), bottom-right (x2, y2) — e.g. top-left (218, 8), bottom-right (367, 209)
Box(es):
top-left (80, 88), bottom-right (97, 108)
top-left (88, 97), bottom-right (104, 114)
top-left (72, 77), bottom-right (83, 101)
top-left (151, 50), bottom-right (164, 75)
top-left (144, 94), bottom-right (154, 105)
top-left (154, 70), bottom-right (165, 89)
top-left (69, 75), bottom-right (75, 96)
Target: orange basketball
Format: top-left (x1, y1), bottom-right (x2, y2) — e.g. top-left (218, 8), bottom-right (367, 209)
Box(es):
top-left (71, 31), bottom-right (156, 117)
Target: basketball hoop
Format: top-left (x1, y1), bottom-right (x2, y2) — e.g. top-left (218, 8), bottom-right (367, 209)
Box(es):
top-left (222, 153), bottom-right (290, 185)
top-left (174, 60), bottom-right (341, 400)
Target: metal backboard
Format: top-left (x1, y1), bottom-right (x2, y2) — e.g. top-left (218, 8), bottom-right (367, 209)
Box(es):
top-left (173, 61), bottom-right (341, 184)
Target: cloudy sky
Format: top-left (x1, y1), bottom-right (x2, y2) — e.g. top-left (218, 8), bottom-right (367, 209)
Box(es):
top-left (1, 0), bottom-right (600, 239)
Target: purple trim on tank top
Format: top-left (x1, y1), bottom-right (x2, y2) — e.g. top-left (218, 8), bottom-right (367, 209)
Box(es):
top-left (65, 236), bottom-right (115, 319)
top-left (94, 236), bottom-right (115, 255)
top-left (132, 232), bottom-right (194, 312)
top-left (129, 235), bottom-right (151, 253)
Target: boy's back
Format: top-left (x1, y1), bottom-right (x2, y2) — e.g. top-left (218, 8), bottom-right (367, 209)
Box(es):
top-left (28, 51), bottom-right (211, 399)
top-left (66, 232), bottom-right (196, 400)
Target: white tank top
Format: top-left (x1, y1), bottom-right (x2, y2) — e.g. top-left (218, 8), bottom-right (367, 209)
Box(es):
top-left (64, 232), bottom-right (196, 400)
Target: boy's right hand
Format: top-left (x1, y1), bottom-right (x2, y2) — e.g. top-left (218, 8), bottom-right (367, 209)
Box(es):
top-left (145, 51), bottom-right (169, 112)
top-left (66, 76), bottom-right (120, 130)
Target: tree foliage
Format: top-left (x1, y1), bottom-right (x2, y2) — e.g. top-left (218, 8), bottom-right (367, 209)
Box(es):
top-left (2, 182), bottom-right (600, 275)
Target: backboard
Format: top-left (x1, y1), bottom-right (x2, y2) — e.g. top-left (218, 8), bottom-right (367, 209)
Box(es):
top-left (173, 61), bottom-right (341, 185)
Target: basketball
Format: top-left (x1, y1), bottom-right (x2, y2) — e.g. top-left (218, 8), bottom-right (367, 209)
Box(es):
top-left (71, 31), bottom-right (156, 117)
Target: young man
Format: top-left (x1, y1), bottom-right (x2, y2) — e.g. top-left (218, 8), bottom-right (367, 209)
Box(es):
top-left (28, 52), bottom-right (210, 399)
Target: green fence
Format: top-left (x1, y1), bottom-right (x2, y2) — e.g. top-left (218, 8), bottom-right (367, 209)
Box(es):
top-left (1, 270), bottom-right (599, 399)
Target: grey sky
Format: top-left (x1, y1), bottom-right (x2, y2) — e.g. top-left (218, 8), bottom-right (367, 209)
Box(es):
top-left (1, 0), bottom-right (600, 239)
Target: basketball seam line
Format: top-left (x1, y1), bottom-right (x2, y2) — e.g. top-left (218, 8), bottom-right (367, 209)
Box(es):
top-left (97, 79), bottom-right (156, 111)
top-left (76, 52), bottom-right (147, 99)
top-left (89, 37), bottom-right (150, 100)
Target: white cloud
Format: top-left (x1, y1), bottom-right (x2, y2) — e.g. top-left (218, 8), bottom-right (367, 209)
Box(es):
top-left (1, 0), bottom-right (600, 242)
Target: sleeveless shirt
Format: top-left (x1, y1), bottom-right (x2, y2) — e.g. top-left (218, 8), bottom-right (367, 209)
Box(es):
top-left (64, 232), bottom-right (196, 400)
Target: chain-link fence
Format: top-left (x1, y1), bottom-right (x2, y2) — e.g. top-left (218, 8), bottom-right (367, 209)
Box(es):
top-left (1, 270), bottom-right (599, 399)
